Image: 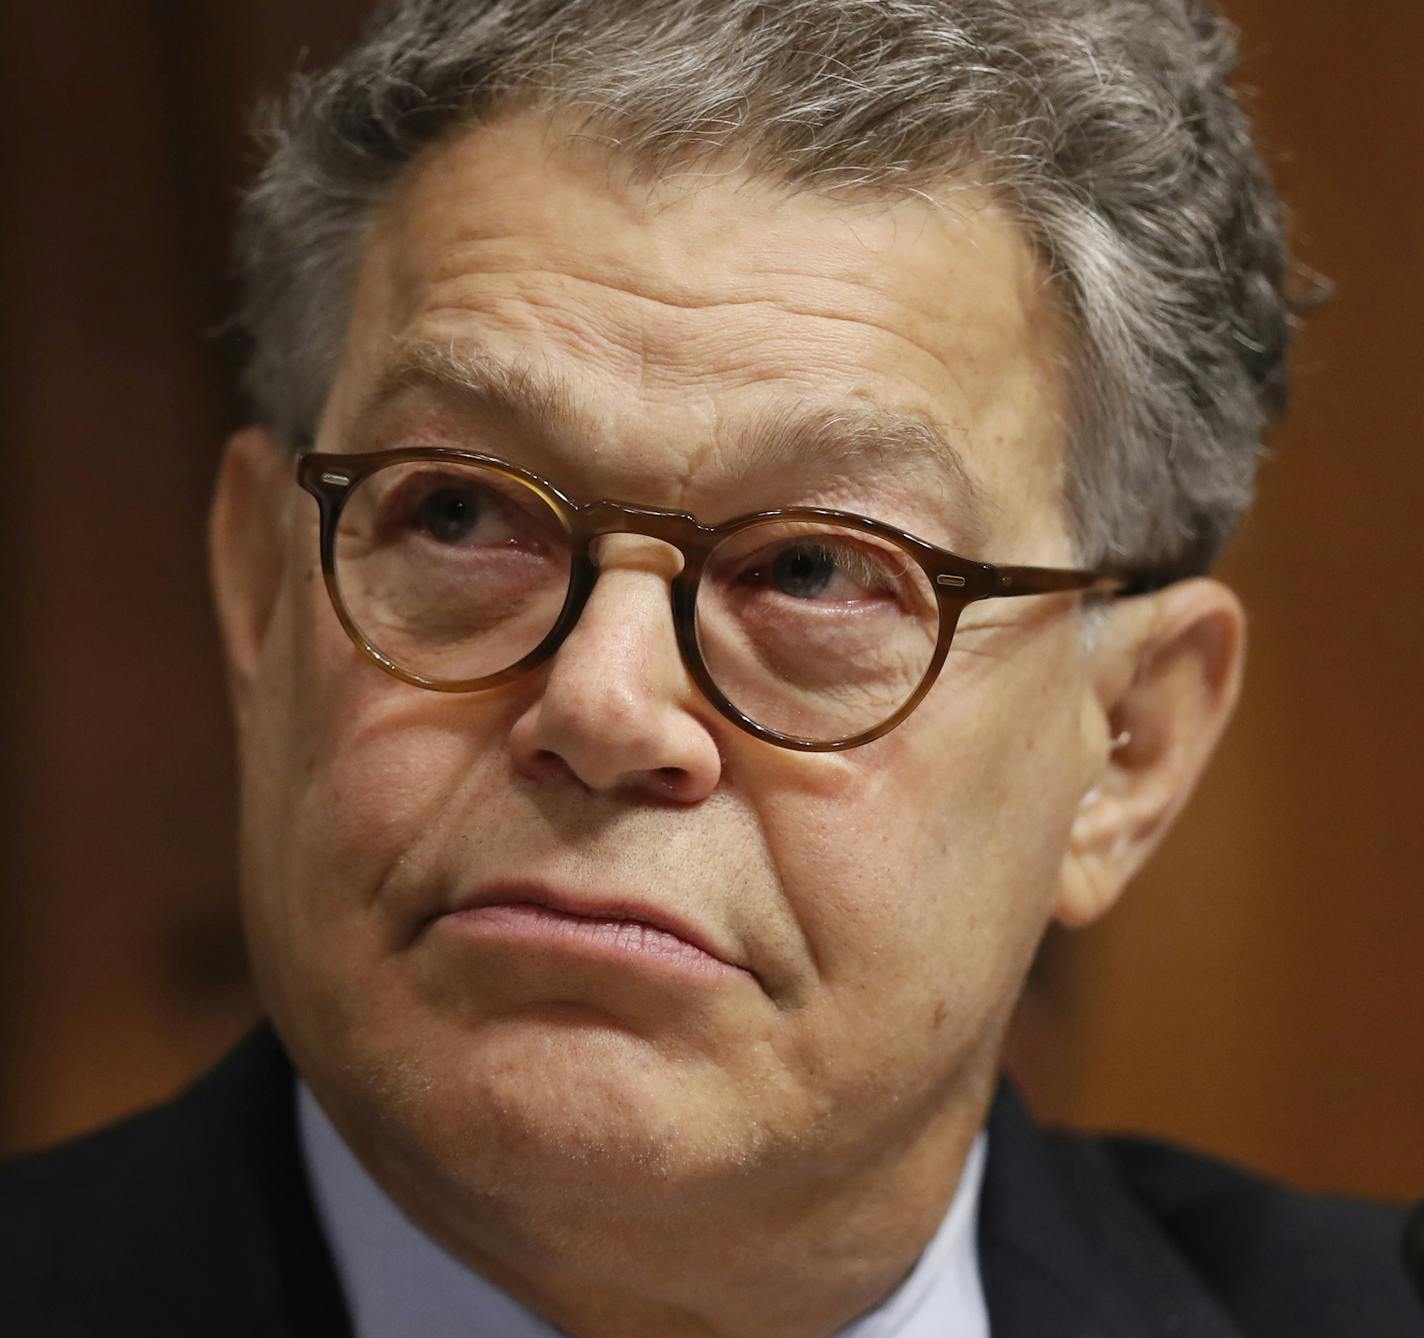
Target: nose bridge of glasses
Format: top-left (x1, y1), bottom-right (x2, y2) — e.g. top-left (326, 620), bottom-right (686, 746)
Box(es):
top-left (580, 499), bottom-right (710, 578)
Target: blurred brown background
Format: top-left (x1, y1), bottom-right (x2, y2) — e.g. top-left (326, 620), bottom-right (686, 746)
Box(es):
top-left (1, 2), bottom-right (1420, 1197)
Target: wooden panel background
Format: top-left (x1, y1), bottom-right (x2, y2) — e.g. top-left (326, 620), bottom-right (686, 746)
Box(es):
top-left (2, 1), bottom-right (1419, 1200)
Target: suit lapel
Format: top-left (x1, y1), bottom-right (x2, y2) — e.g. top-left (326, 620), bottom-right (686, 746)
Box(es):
top-left (979, 1084), bottom-right (1244, 1338)
top-left (66, 1025), bottom-right (353, 1338)
top-left (202, 1026), bottom-right (354, 1338)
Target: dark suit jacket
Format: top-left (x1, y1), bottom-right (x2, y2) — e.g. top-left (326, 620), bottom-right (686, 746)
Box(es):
top-left (2, 1027), bottom-right (1418, 1336)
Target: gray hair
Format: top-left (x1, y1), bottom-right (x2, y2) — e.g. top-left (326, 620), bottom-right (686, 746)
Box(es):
top-left (235, 0), bottom-right (1294, 580)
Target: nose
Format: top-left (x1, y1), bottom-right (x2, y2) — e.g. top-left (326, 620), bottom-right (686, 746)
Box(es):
top-left (508, 536), bottom-right (722, 803)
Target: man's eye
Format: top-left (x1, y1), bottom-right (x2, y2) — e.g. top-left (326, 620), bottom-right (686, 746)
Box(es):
top-left (749, 539), bottom-right (897, 603)
top-left (769, 543), bottom-right (842, 599)
top-left (416, 485), bottom-right (483, 545)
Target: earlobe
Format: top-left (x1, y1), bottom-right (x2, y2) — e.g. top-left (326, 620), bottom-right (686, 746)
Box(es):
top-left (1054, 579), bottom-right (1247, 929)
top-left (209, 427), bottom-right (290, 713)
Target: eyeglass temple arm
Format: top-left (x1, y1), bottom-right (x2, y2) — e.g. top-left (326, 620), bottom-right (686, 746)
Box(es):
top-left (983, 564), bottom-right (1141, 599)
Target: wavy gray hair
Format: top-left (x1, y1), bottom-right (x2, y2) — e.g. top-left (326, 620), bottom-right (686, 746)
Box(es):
top-left (235, 0), bottom-right (1294, 580)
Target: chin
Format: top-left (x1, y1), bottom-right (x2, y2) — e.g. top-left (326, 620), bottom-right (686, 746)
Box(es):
top-left (314, 1001), bottom-right (760, 1201)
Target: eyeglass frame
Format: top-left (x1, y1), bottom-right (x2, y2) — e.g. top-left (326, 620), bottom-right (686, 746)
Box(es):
top-left (297, 446), bottom-right (1135, 753)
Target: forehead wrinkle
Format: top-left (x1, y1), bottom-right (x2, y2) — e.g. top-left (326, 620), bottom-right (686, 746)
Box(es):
top-left (411, 238), bottom-right (981, 390)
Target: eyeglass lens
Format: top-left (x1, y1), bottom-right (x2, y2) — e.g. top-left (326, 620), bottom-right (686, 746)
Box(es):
top-left (330, 459), bottom-right (941, 744)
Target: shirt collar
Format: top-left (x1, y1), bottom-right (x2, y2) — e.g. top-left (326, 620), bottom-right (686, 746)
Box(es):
top-left (298, 1081), bottom-right (988, 1338)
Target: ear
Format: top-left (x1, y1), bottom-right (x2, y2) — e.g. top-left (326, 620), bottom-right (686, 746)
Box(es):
top-left (209, 427), bottom-right (291, 720)
top-left (1055, 578), bottom-right (1246, 928)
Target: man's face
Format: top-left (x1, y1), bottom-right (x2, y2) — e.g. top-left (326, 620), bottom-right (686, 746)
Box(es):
top-left (225, 112), bottom-right (1101, 1241)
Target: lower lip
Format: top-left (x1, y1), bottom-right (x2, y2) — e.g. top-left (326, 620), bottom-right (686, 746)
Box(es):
top-left (438, 903), bottom-right (749, 982)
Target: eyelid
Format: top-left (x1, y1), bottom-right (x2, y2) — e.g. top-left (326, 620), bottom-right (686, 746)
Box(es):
top-left (812, 541), bottom-right (901, 593)
top-left (728, 532), bottom-right (914, 600)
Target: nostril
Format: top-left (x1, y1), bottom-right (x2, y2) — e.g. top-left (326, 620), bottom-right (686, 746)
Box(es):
top-left (530, 748), bottom-right (577, 783)
top-left (653, 767), bottom-right (698, 802)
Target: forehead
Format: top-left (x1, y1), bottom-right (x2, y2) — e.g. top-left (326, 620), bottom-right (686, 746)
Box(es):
top-left (324, 111), bottom-right (1070, 548)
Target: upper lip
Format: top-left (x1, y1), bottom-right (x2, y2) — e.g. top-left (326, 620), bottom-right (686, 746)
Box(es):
top-left (443, 881), bottom-right (752, 976)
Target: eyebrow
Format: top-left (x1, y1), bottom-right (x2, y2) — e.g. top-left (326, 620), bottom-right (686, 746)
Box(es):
top-left (354, 337), bottom-right (994, 547)
top-left (745, 400), bottom-right (992, 548)
top-left (357, 338), bottom-right (585, 439)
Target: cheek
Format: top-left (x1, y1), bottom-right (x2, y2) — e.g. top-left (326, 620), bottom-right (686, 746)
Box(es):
top-left (759, 646), bottom-right (1085, 1048)
top-left (236, 564), bottom-right (517, 1003)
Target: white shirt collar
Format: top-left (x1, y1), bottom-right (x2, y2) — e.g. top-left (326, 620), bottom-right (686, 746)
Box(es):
top-left (298, 1082), bottom-right (989, 1338)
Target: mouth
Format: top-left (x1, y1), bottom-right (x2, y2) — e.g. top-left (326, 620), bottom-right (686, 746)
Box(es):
top-left (434, 884), bottom-right (756, 984)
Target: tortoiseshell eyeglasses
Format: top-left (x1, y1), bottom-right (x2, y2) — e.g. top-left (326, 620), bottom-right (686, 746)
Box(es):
top-left (298, 448), bottom-right (1129, 752)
